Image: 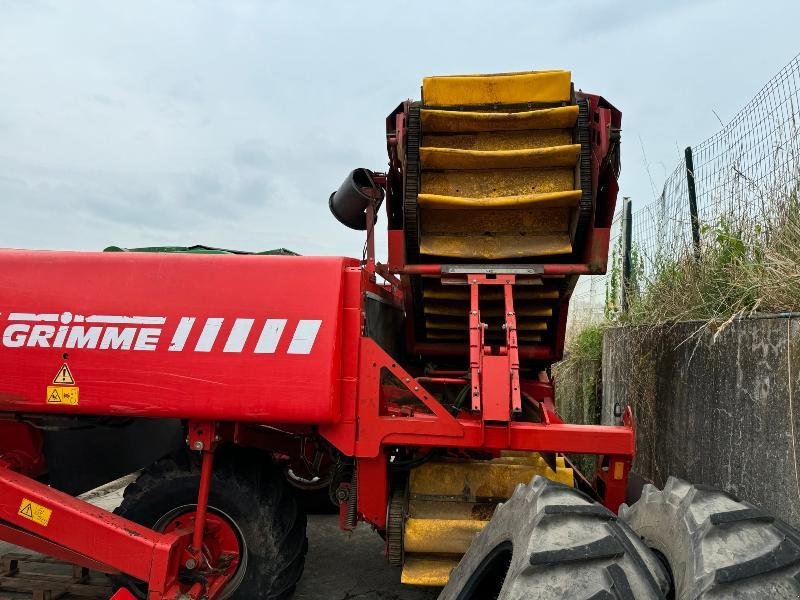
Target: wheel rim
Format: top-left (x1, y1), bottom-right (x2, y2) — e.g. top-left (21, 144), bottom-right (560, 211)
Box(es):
top-left (124, 504), bottom-right (247, 599)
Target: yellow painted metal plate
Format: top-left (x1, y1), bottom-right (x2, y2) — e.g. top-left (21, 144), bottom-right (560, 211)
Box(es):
top-left (424, 304), bottom-right (552, 318)
top-left (425, 331), bottom-right (471, 341)
top-left (423, 305), bottom-right (467, 317)
top-left (419, 282), bottom-right (560, 344)
top-left (420, 144), bottom-right (580, 170)
top-left (422, 287), bottom-right (560, 301)
top-left (419, 200), bottom-right (573, 259)
top-left (418, 189), bottom-right (580, 210)
top-left (422, 129), bottom-right (572, 151)
top-left (420, 105), bottom-right (578, 133)
top-left (400, 456), bottom-right (575, 587)
top-left (518, 334), bottom-right (544, 343)
top-left (421, 205), bottom-right (569, 234)
top-left (421, 168), bottom-right (575, 198)
top-left (508, 306), bottom-right (555, 317)
top-left (409, 457), bottom-right (574, 499)
top-left (495, 453), bottom-right (568, 468)
top-left (401, 556), bottom-right (459, 587)
top-left (419, 233), bottom-right (571, 260)
top-left (422, 70), bottom-right (571, 106)
top-left (424, 319), bottom-right (469, 332)
top-left (425, 332), bottom-right (544, 343)
top-left (414, 70), bottom-right (580, 267)
top-left (409, 499), bottom-right (496, 521)
top-left (425, 318), bottom-right (548, 332)
top-left (405, 517), bottom-right (486, 554)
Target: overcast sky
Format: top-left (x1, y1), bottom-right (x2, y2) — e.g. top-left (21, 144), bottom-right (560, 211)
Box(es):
top-left (2, 0), bottom-right (799, 259)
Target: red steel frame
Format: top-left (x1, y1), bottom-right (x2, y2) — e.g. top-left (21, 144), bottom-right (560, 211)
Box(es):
top-left (0, 466), bottom-right (188, 598)
top-left (0, 91), bottom-right (628, 599)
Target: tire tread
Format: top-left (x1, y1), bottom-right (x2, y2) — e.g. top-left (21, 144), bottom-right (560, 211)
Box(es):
top-left (439, 476), bottom-right (669, 600)
top-left (621, 476), bottom-right (800, 599)
top-left (114, 449), bottom-right (307, 600)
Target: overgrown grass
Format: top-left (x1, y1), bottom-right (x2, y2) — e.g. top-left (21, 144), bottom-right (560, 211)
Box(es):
top-left (555, 188), bottom-right (800, 449)
top-left (621, 191), bottom-right (800, 324)
top-left (553, 324), bottom-right (606, 478)
top-left (564, 323), bottom-right (605, 362)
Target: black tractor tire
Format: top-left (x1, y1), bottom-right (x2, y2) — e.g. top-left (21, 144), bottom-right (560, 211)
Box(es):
top-left (620, 476), bottom-right (800, 599)
top-left (438, 475), bottom-right (670, 600)
top-left (113, 448), bottom-right (307, 600)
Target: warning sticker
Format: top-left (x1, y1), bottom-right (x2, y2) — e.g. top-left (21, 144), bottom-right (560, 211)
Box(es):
top-left (46, 386), bottom-right (79, 405)
top-left (53, 363), bottom-right (75, 385)
top-left (18, 498), bottom-right (52, 527)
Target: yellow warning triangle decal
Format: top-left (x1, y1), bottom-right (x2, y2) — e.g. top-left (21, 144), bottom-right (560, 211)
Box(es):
top-left (19, 503), bottom-right (33, 518)
top-left (53, 363), bottom-right (75, 385)
top-left (47, 388), bottom-right (62, 403)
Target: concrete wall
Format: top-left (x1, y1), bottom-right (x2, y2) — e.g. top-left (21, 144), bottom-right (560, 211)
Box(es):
top-left (602, 315), bottom-right (800, 527)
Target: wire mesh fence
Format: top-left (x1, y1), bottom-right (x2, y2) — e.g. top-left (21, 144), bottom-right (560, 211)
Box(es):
top-left (570, 51), bottom-right (800, 326)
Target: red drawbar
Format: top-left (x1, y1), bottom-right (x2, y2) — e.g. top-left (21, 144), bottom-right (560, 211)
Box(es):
top-left (0, 464), bottom-right (187, 597)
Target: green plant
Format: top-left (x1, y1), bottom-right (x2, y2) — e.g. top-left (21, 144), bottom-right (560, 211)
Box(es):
top-left (614, 190), bottom-right (800, 326)
top-left (555, 179), bottom-right (800, 480)
top-left (568, 324), bottom-right (605, 362)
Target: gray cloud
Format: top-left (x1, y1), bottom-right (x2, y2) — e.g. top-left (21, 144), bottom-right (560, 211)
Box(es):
top-left (0, 0), bottom-right (798, 262)
top-left (233, 139), bottom-right (272, 169)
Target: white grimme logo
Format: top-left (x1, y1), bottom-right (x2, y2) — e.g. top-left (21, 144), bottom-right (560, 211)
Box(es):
top-left (1, 312), bottom-right (322, 354)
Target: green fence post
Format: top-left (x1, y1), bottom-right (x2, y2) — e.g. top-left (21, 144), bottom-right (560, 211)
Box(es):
top-left (685, 146), bottom-right (701, 261)
top-left (620, 197), bottom-right (632, 314)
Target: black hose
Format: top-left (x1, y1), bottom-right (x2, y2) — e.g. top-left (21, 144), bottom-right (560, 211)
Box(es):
top-left (389, 448), bottom-right (441, 471)
top-left (450, 384), bottom-right (471, 416)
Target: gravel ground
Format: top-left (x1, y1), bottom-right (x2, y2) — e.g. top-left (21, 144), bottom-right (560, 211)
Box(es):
top-left (0, 478), bottom-right (440, 600)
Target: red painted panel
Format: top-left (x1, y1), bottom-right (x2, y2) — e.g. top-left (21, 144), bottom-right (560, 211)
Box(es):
top-left (0, 250), bottom-right (358, 424)
top-left (480, 355), bottom-right (510, 422)
top-left (0, 421), bottom-right (45, 477)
